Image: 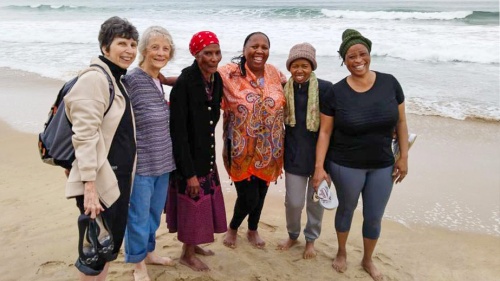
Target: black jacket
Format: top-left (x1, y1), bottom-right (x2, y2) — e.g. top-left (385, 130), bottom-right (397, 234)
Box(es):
top-left (170, 61), bottom-right (223, 178)
top-left (284, 78), bottom-right (334, 176)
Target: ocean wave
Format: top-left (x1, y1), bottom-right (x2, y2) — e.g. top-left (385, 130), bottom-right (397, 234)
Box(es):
top-left (406, 98), bottom-right (500, 122)
top-left (464, 11), bottom-right (500, 25)
top-left (3, 5), bottom-right (498, 25)
top-left (2, 4), bottom-right (84, 11)
top-left (189, 8), bottom-right (499, 23)
top-left (320, 9), bottom-right (498, 22)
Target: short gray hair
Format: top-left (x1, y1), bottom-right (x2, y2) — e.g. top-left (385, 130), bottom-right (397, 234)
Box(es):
top-left (138, 26), bottom-right (175, 66)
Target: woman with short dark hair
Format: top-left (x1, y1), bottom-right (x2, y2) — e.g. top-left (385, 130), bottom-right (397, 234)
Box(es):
top-left (218, 32), bottom-right (287, 249)
top-left (64, 16), bottom-right (138, 280)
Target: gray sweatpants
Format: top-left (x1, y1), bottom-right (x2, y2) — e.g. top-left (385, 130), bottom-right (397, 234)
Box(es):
top-left (284, 172), bottom-right (324, 242)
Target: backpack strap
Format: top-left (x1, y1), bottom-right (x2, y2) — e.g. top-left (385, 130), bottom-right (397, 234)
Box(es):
top-left (89, 64), bottom-right (115, 116)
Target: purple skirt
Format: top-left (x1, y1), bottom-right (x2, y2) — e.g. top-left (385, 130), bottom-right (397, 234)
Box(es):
top-left (165, 165), bottom-right (227, 245)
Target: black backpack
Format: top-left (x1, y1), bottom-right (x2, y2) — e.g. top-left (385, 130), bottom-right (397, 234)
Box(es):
top-left (38, 64), bottom-right (115, 169)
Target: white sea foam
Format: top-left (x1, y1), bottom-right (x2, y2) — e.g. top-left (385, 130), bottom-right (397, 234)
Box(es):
top-left (0, 0), bottom-right (498, 123)
top-left (321, 9), bottom-right (474, 20)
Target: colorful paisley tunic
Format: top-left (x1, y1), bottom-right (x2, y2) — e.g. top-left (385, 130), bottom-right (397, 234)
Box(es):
top-left (219, 62), bottom-right (287, 183)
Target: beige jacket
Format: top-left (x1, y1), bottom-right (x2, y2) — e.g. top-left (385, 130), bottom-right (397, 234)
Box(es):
top-left (64, 57), bottom-right (135, 207)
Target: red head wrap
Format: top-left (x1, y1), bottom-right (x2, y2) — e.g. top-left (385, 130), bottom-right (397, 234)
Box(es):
top-left (189, 31), bottom-right (219, 56)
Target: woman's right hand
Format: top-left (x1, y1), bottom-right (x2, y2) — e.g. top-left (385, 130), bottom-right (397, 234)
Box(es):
top-left (83, 181), bottom-right (104, 219)
top-left (312, 167), bottom-right (331, 192)
top-left (186, 176), bottom-right (201, 199)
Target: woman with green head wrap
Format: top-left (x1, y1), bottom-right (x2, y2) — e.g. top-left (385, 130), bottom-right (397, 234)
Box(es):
top-left (312, 29), bottom-right (410, 281)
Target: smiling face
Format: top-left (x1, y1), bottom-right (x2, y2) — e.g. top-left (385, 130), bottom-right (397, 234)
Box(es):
top-left (195, 43), bottom-right (222, 79)
top-left (142, 36), bottom-right (172, 73)
top-left (102, 37), bottom-right (138, 69)
top-left (344, 43), bottom-right (371, 77)
top-left (243, 33), bottom-right (270, 75)
top-left (289, 58), bottom-right (313, 84)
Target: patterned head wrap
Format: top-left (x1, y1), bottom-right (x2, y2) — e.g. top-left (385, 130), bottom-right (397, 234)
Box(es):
top-left (189, 31), bottom-right (219, 56)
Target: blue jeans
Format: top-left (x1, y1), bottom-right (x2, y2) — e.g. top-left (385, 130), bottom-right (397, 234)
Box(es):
top-left (125, 173), bottom-right (170, 263)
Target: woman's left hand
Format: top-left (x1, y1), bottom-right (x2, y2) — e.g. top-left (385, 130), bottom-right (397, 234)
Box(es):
top-left (392, 157), bottom-right (408, 184)
top-left (186, 176), bottom-right (201, 199)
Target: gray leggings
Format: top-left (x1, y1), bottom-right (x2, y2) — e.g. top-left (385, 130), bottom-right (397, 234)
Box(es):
top-left (326, 161), bottom-right (393, 239)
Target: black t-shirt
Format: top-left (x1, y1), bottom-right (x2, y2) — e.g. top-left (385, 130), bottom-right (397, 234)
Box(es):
top-left (320, 72), bottom-right (404, 169)
top-left (284, 79), bottom-right (334, 176)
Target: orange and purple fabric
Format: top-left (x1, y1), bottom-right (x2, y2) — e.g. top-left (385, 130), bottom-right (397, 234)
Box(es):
top-left (219, 62), bottom-right (287, 184)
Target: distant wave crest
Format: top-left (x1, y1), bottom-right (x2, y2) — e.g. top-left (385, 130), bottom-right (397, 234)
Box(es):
top-left (3, 4), bottom-right (84, 11)
top-left (321, 9), bottom-right (498, 22)
top-left (199, 8), bottom-right (499, 24)
top-left (464, 11), bottom-right (499, 25)
top-left (2, 5), bottom-right (498, 24)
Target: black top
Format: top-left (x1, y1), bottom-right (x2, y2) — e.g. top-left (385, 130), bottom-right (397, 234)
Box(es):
top-left (100, 56), bottom-right (136, 175)
top-left (320, 72), bottom-right (404, 169)
top-left (170, 60), bottom-right (223, 178)
top-left (284, 78), bottom-right (334, 177)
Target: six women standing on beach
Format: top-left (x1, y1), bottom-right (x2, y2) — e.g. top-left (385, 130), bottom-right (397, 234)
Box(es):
top-left (63, 15), bottom-right (409, 281)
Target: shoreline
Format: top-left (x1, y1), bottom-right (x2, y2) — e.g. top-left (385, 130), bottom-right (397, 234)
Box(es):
top-left (1, 65), bottom-right (499, 131)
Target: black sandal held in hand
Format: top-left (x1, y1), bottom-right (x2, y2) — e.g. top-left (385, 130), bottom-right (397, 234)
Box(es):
top-left (75, 214), bottom-right (102, 276)
top-left (95, 214), bottom-right (114, 261)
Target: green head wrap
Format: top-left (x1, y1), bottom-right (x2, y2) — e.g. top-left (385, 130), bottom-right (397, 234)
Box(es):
top-left (338, 29), bottom-right (372, 61)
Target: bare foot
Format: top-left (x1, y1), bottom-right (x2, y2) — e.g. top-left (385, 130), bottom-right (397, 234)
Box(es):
top-left (247, 230), bottom-right (266, 249)
top-left (223, 228), bottom-right (238, 249)
top-left (180, 254), bottom-right (210, 271)
top-left (362, 259), bottom-right (384, 281)
top-left (145, 251), bottom-right (175, 266)
top-left (303, 241), bottom-right (317, 259)
top-left (276, 238), bottom-right (298, 251)
top-left (195, 245), bottom-right (215, 256)
top-left (133, 261), bottom-right (151, 281)
top-left (332, 252), bottom-right (347, 273)
top-left (180, 244), bottom-right (210, 271)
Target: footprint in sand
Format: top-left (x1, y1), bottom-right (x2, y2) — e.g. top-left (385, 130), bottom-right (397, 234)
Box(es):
top-left (374, 253), bottom-right (395, 267)
top-left (36, 260), bottom-right (67, 276)
top-left (258, 221), bottom-right (277, 232)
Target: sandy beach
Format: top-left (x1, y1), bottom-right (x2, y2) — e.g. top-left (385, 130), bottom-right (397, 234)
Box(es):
top-left (0, 68), bottom-right (499, 281)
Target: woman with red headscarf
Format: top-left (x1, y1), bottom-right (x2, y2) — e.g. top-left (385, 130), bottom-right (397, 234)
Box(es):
top-left (166, 31), bottom-right (227, 271)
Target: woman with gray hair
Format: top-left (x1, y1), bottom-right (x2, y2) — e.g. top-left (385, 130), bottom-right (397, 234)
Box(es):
top-left (122, 26), bottom-right (176, 281)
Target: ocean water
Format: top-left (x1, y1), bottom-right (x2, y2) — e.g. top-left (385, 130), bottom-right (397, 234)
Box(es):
top-left (0, 0), bottom-right (499, 123)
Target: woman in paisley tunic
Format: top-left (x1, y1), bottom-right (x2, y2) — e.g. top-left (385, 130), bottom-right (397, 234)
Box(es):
top-left (218, 32), bottom-right (287, 249)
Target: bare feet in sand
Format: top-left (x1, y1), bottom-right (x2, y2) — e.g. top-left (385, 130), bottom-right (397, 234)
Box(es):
top-left (133, 261), bottom-right (150, 281)
top-left (303, 241), bottom-right (317, 259)
top-left (332, 251), bottom-right (347, 273)
top-left (195, 245), bottom-right (215, 256)
top-left (223, 228), bottom-right (238, 249)
top-left (276, 238), bottom-right (298, 251)
top-left (247, 230), bottom-right (265, 248)
top-left (362, 259), bottom-right (384, 281)
top-left (180, 244), bottom-right (210, 271)
top-left (145, 251), bottom-right (175, 266)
